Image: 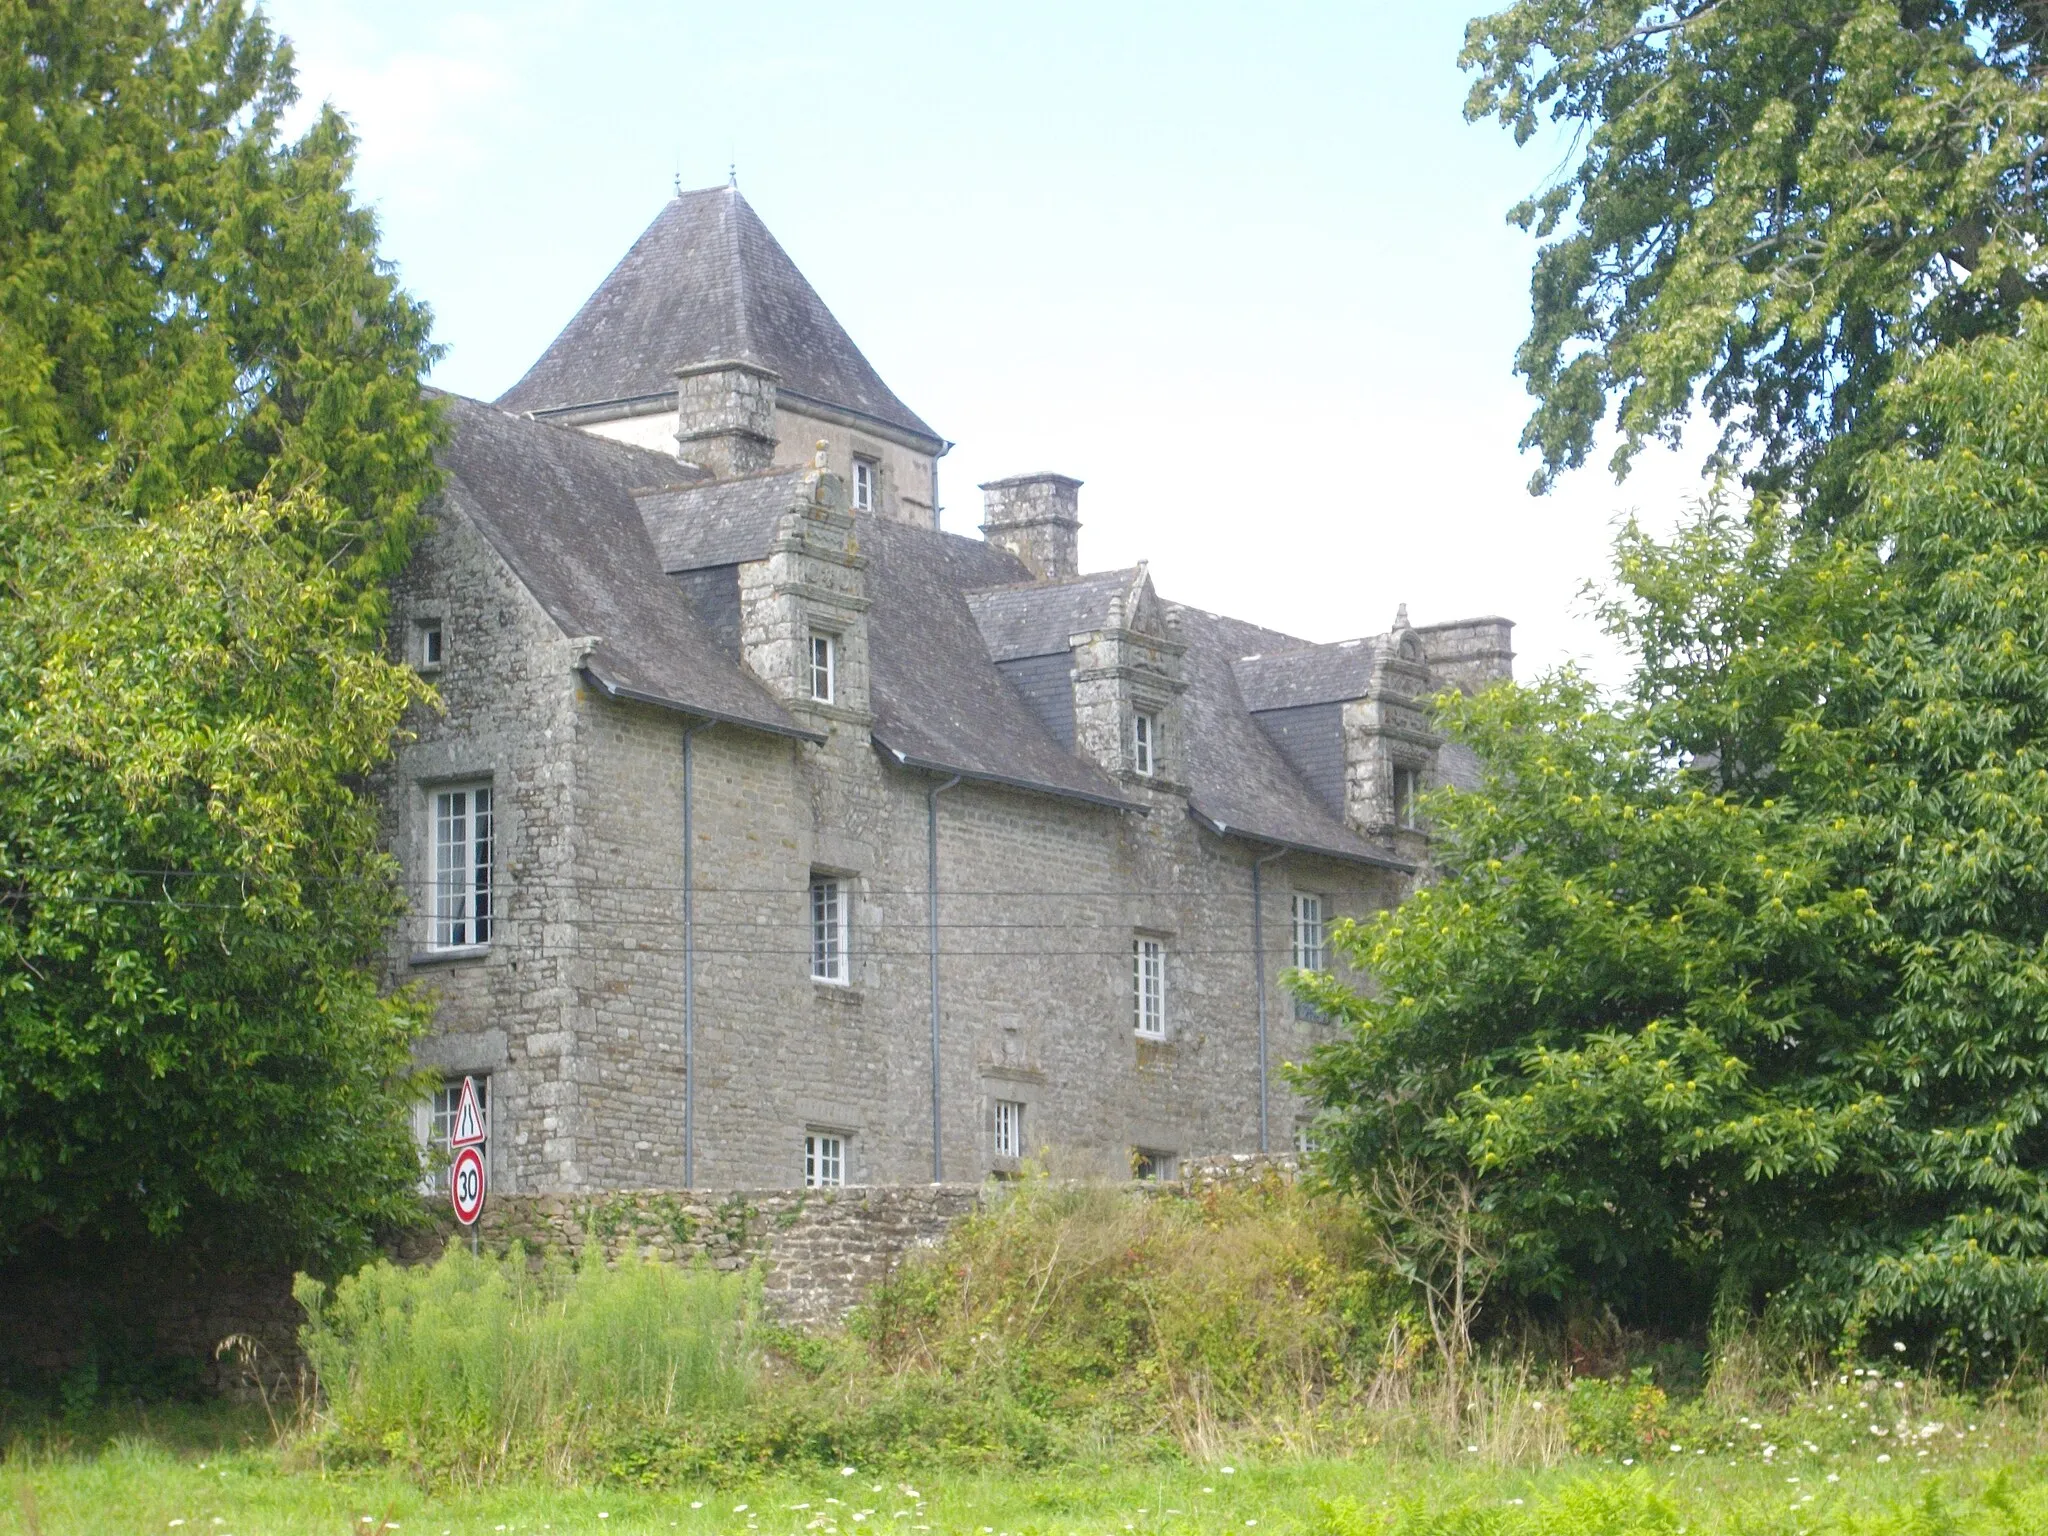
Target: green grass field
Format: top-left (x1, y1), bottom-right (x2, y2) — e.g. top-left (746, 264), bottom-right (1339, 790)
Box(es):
top-left (4, 1407), bottom-right (2044, 1536)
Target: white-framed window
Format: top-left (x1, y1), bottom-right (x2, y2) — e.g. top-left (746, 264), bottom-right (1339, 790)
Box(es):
top-left (1132, 936), bottom-right (1166, 1039)
top-left (811, 874), bottom-right (849, 983)
top-left (804, 1131), bottom-right (845, 1188)
top-left (1393, 765), bottom-right (1422, 828)
top-left (809, 631), bottom-right (837, 703)
top-left (1132, 1148), bottom-right (1174, 1181)
top-left (993, 1099), bottom-right (1024, 1159)
top-left (1290, 893), bottom-right (1324, 971)
top-left (1293, 1122), bottom-right (1323, 1155)
top-left (416, 619), bottom-right (444, 671)
top-left (423, 1076), bottom-right (488, 1192)
top-left (1132, 711), bottom-right (1157, 776)
top-left (432, 784), bottom-right (493, 948)
top-left (852, 457), bottom-right (878, 512)
top-left (1291, 893), bottom-right (1328, 1021)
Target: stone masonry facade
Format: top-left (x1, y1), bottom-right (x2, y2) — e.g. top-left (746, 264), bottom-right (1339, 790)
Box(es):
top-left (381, 185), bottom-right (1515, 1204)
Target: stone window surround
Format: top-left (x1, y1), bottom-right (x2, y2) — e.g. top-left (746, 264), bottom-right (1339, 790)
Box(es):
top-left (808, 629), bottom-right (837, 703)
top-left (1132, 710), bottom-right (1157, 777)
top-left (412, 615), bottom-right (444, 673)
top-left (804, 1128), bottom-right (849, 1188)
top-left (1132, 932), bottom-right (1168, 1039)
top-left (1131, 1147), bottom-right (1176, 1181)
top-left (809, 870), bottom-right (852, 985)
top-left (1391, 759), bottom-right (1427, 829)
top-left (992, 1098), bottom-right (1024, 1160)
top-left (1121, 677), bottom-right (1182, 785)
top-left (427, 779), bottom-right (494, 955)
top-left (1289, 892), bottom-right (1325, 973)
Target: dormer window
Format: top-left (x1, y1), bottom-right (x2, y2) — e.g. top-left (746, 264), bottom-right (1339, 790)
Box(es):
top-left (809, 632), bottom-right (837, 703)
top-left (1393, 765), bottom-right (1422, 828)
top-left (1132, 712), bottom-right (1157, 777)
top-left (852, 457), bottom-right (878, 512)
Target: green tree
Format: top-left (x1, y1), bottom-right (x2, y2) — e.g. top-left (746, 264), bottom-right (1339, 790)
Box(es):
top-left (0, 0), bottom-right (441, 578)
top-left (1465, 1), bottom-right (2048, 497)
top-left (0, 478), bottom-right (432, 1269)
top-left (1298, 313), bottom-right (2048, 1356)
top-left (0, 2), bottom-right (442, 1267)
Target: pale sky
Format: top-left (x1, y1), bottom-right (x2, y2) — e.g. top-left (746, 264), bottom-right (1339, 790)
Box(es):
top-left (261, 0), bottom-right (1711, 682)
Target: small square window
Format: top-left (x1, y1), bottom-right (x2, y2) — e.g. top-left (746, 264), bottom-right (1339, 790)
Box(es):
top-left (852, 457), bottom-right (878, 512)
top-left (1293, 1123), bottom-right (1323, 1155)
top-left (1132, 936), bottom-right (1166, 1039)
top-left (416, 620), bottom-right (443, 671)
top-left (811, 874), bottom-right (849, 983)
top-left (809, 632), bottom-right (837, 704)
top-left (993, 1099), bottom-right (1024, 1159)
top-left (805, 1131), bottom-right (845, 1188)
top-left (1132, 712), bottom-right (1157, 777)
top-left (1393, 766), bottom-right (1422, 828)
top-left (1131, 1148), bottom-right (1174, 1182)
top-left (432, 784), bottom-right (493, 948)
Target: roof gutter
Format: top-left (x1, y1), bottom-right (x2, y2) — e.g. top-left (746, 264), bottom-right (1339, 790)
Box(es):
top-left (877, 742), bottom-right (1144, 814)
top-left (1187, 806), bottom-right (1416, 874)
top-left (579, 667), bottom-right (827, 744)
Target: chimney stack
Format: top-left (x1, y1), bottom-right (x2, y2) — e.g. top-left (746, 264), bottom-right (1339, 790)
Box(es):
top-left (979, 473), bottom-right (1081, 582)
top-left (674, 358), bottom-right (779, 477)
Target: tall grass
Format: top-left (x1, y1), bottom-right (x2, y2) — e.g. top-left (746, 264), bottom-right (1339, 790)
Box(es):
top-left (295, 1247), bottom-right (754, 1482)
top-left (852, 1170), bottom-right (1407, 1459)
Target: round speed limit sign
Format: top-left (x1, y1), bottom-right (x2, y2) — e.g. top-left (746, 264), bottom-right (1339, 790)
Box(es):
top-left (450, 1143), bottom-right (486, 1226)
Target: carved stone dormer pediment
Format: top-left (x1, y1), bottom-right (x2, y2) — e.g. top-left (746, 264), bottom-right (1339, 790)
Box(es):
top-left (1068, 566), bottom-right (1189, 792)
top-left (737, 443), bottom-right (873, 731)
top-left (1343, 604), bottom-right (1441, 846)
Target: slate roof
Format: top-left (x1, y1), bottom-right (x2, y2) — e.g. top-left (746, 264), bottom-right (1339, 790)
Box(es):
top-left (636, 469), bottom-right (813, 572)
top-left (1173, 607), bottom-right (1399, 866)
top-left (497, 186), bottom-right (940, 446)
top-left (864, 524), bottom-right (1135, 809)
top-left (1232, 639), bottom-right (1381, 712)
top-left (436, 400), bottom-right (1419, 862)
top-left (434, 394), bottom-right (812, 739)
top-left (965, 571), bottom-right (1133, 660)
top-left (953, 581), bottom-right (1406, 868)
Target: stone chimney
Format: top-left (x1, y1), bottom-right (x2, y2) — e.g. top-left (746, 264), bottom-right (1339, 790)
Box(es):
top-left (980, 474), bottom-right (1081, 582)
top-left (674, 358), bottom-right (779, 477)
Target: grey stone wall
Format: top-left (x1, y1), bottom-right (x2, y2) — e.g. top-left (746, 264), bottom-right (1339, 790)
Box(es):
top-left (402, 1184), bottom-right (984, 1329)
top-left (381, 481), bottom-right (1409, 1200)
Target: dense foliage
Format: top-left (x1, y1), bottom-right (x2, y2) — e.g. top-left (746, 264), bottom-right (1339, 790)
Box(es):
top-left (0, 480), bottom-right (433, 1267)
top-left (1299, 313), bottom-right (2048, 1358)
top-left (0, 3), bottom-right (442, 1265)
top-left (1463, 1), bottom-right (2048, 496)
top-left (0, 0), bottom-right (442, 576)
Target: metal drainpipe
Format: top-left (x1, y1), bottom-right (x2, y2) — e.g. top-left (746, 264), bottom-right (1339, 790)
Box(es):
top-left (1251, 846), bottom-right (1288, 1153)
top-left (682, 719), bottom-right (714, 1187)
top-left (928, 773), bottom-right (961, 1181)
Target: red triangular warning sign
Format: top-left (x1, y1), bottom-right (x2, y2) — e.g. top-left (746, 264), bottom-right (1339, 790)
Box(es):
top-left (450, 1075), bottom-right (486, 1147)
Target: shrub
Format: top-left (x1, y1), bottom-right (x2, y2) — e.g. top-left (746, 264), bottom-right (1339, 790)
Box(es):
top-left (295, 1246), bottom-right (754, 1482)
top-left (851, 1171), bottom-right (1403, 1456)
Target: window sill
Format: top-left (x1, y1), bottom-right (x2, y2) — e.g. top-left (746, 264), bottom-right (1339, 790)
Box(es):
top-left (411, 944), bottom-right (490, 968)
top-left (814, 980), bottom-right (862, 1005)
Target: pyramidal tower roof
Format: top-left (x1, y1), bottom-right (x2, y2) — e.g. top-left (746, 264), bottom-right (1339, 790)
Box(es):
top-left (498, 185), bottom-right (939, 445)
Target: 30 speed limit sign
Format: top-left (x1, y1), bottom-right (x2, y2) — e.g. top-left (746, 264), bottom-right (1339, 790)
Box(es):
top-left (450, 1143), bottom-right (486, 1226)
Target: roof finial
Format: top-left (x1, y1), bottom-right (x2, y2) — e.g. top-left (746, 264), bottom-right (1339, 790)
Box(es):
top-left (1393, 602), bottom-right (1410, 632)
top-left (728, 160), bottom-right (738, 189)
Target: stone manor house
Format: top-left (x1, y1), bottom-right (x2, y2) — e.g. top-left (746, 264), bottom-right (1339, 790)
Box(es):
top-left (386, 184), bottom-right (1513, 1195)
